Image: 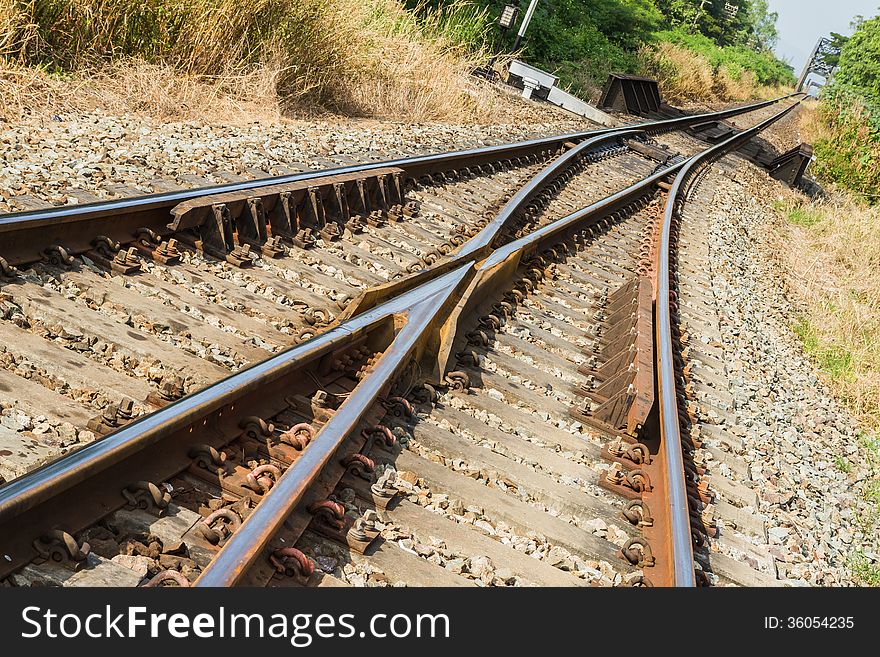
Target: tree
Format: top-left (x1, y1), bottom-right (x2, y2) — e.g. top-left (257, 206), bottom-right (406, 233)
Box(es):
top-left (654, 0), bottom-right (778, 50)
top-left (832, 15), bottom-right (880, 99)
top-left (824, 32), bottom-right (849, 68)
top-left (744, 0), bottom-right (779, 50)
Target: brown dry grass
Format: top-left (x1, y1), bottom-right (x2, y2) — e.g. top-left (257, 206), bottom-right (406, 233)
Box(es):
top-left (796, 98), bottom-right (825, 142)
top-left (772, 99), bottom-right (880, 584)
top-left (639, 42), bottom-right (787, 105)
top-left (776, 192), bottom-right (880, 585)
top-left (0, 56), bottom-right (523, 125)
top-left (776, 193), bottom-right (880, 432)
top-left (0, 0), bottom-right (35, 56)
top-left (0, 0), bottom-right (506, 124)
top-left (0, 59), bottom-right (289, 122)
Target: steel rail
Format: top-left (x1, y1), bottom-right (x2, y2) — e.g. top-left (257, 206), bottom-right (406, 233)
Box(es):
top-left (457, 129), bottom-right (647, 258)
top-left (195, 265), bottom-right (473, 586)
top-left (0, 94), bottom-right (795, 243)
top-left (337, 90), bottom-right (799, 321)
top-left (338, 127), bottom-right (653, 320)
top-left (0, 127), bottom-right (650, 561)
top-left (0, 127), bottom-right (659, 508)
top-left (194, 96), bottom-right (804, 586)
top-left (0, 93), bottom-right (801, 584)
top-left (193, 166), bottom-right (673, 586)
top-left (0, 265), bottom-right (473, 577)
top-left (655, 98), bottom-right (803, 587)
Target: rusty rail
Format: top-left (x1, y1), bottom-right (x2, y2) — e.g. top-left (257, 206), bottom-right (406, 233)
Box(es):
top-left (338, 128), bottom-right (655, 321)
top-left (653, 97), bottom-right (803, 586)
top-left (0, 125), bottom-right (656, 579)
top-left (188, 136), bottom-right (688, 585)
top-left (195, 266), bottom-right (473, 585)
top-left (0, 94), bottom-right (801, 586)
top-left (194, 96), bottom-right (803, 586)
top-left (0, 94), bottom-right (797, 269)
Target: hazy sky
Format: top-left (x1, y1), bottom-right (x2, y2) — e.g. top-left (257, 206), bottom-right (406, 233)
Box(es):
top-left (769, 0), bottom-right (879, 73)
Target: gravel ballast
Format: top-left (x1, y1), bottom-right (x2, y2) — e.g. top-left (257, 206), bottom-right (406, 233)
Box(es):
top-left (0, 103), bottom-right (588, 214)
top-left (2, 89), bottom-right (875, 586)
top-left (678, 156), bottom-right (878, 585)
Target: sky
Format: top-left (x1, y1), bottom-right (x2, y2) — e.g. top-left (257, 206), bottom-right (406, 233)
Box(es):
top-left (768, 0), bottom-right (880, 74)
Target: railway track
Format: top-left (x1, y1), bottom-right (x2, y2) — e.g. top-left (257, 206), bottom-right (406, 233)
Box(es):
top-left (0, 94), bottom-right (801, 587)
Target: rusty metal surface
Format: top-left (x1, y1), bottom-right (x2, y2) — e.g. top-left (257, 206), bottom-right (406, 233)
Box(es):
top-left (0, 94), bottom-right (796, 269)
top-left (457, 129), bottom-right (647, 258)
top-left (653, 97), bottom-right (803, 587)
top-left (0, 124), bottom-right (634, 580)
top-left (197, 99), bottom-right (802, 586)
top-left (0, 266), bottom-right (468, 578)
top-left (0, 94), bottom-right (803, 588)
top-left (570, 276), bottom-right (654, 436)
top-left (194, 131), bottom-right (675, 585)
top-left (195, 266), bottom-right (473, 586)
top-left (598, 74), bottom-right (663, 115)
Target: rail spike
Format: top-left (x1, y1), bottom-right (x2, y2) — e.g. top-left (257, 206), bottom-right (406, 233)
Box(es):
top-left (43, 244), bottom-right (76, 268)
top-left (270, 547), bottom-right (315, 581)
top-left (32, 530), bottom-right (90, 569)
top-left (122, 481), bottom-right (172, 515)
top-left (0, 94), bottom-right (801, 590)
top-left (197, 508), bottom-right (242, 546)
top-left (0, 256), bottom-right (20, 279)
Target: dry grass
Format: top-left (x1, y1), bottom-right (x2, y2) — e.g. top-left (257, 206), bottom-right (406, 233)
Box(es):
top-left (0, 0), bottom-right (36, 56)
top-left (0, 0), bottom-right (503, 123)
top-left (776, 194), bottom-right (880, 431)
top-left (777, 100), bottom-right (880, 584)
top-left (797, 94), bottom-right (880, 202)
top-left (777, 193), bottom-right (880, 585)
top-left (0, 55), bottom-right (510, 124)
top-left (638, 42), bottom-right (713, 103)
top-left (0, 59), bottom-right (289, 122)
top-left (796, 98), bottom-right (825, 142)
top-left (638, 42), bottom-right (787, 104)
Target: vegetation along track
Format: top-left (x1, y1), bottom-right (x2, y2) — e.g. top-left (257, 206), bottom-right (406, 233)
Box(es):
top-left (0, 94), bottom-right (801, 587)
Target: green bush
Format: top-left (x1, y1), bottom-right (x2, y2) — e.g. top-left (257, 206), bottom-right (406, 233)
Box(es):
top-left (523, 14), bottom-right (639, 94)
top-left (812, 15), bottom-right (880, 201)
top-left (812, 89), bottom-right (880, 202)
top-left (833, 16), bottom-right (880, 99)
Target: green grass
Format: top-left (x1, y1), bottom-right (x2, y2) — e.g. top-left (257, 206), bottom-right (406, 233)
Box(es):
top-left (819, 347), bottom-right (854, 381)
top-left (850, 551), bottom-right (880, 586)
top-left (854, 432), bottom-right (880, 572)
top-left (791, 321), bottom-right (880, 586)
top-left (792, 317), bottom-right (820, 352)
top-left (835, 456), bottom-right (853, 473)
top-left (867, 479), bottom-right (880, 513)
top-left (859, 430), bottom-right (880, 456)
top-left (792, 317), bottom-right (855, 382)
top-left (787, 207), bottom-right (823, 228)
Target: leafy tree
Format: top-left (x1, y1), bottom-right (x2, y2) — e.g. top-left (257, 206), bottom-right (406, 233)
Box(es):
top-left (406, 1), bottom-right (790, 93)
top-left (824, 32), bottom-right (849, 69)
top-left (654, 0), bottom-right (777, 49)
top-left (653, 0), bottom-right (700, 28)
top-left (832, 15), bottom-right (880, 99)
top-left (743, 0), bottom-right (779, 50)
